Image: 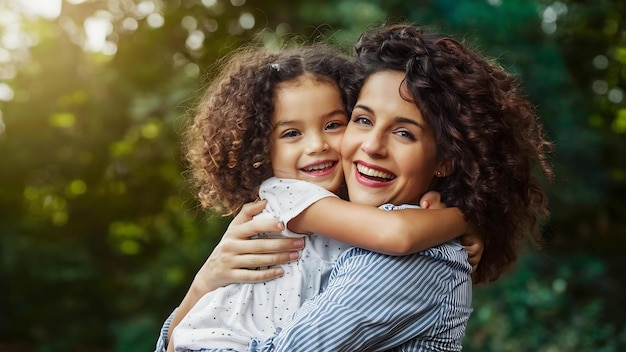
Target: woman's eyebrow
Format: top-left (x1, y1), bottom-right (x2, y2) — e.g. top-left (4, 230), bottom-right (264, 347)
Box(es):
top-left (354, 104), bottom-right (425, 129)
top-left (395, 117), bottom-right (425, 130)
top-left (353, 104), bottom-right (373, 114)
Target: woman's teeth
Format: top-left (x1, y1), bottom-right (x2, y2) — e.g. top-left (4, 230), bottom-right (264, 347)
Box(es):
top-left (356, 163), bottom-right (395, 180)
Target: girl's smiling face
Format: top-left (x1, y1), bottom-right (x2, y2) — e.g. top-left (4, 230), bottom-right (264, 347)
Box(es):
top-left (341, 70), bottom-right (447, 206)
top-left (270, 75), bottom-right (347, 194)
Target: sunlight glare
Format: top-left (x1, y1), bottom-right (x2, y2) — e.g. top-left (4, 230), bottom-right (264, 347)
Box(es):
top-left (19, 0), bottom-right (62, 20)
top-left (0, 82), bottom-right (14, 101)
top-left (84, 17), bottom-right (111, 52)
top-left (0, 110), bottom-right (5, 135)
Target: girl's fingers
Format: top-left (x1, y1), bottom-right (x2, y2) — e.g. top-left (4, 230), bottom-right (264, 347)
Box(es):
top-left (419, 191), bottom-right (443, 209)
top-left (466, 242), bottom-right (483, 272)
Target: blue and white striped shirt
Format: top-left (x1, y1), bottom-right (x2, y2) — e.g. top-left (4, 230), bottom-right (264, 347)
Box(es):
top-left (247, 204), bottom-right (473, 352)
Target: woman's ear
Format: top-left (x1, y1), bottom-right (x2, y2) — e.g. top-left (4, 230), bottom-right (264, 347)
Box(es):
top-left (435, 159), bottom-right (453, 178)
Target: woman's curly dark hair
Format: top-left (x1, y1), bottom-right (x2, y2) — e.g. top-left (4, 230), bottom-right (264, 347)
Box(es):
top-left (184, 44), bottom-right (357, 216)
top-left (354, 24), bottom-right (554, 283)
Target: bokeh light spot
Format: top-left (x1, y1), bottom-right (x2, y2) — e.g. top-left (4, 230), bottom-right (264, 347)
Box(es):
top-left (136, 1), bottom-right (156, 17)
top-left (122, 17), bottom-right (139, 31)
top-left (141, 121), bottom-right (160, 139)
top-left (239, 12), bottom-right (255, 30)
top-left (186, 30), bottom-right (205, 50)
top-left (592, 55), bottom-right (609, 70)
top-left (67, 179), bottom-right (87, 196)
top-left (552, 278), bottom-right (567, 293)
top-left (592, 80), bottom-right (608, 95)
top-left (184, 62), bottom-right (200, 77)
top-left (120, 240), bottom-right (140, 255)
top-left (147, 13), bottom-right (164, 28)
top-left (608, 87), bottom-right (624, 103)
top-left (0, 83), bottom-right (14, 101)
top-left (0, 110), bottom-right (5, 135)
top-left (181, 16), bottom-right (197, 31)
top-left (612, 109), bottom-right (626, 133)
top-left (49, 112), bottom-right (76, 128)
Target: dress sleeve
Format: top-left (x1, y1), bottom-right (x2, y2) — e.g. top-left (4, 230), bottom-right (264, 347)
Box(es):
top-left (258, 178), bottom-right (338, 238)
top-left (154, 308), bottom-right (176, 352)
top-left (248, 249), bottom-right (467, 352)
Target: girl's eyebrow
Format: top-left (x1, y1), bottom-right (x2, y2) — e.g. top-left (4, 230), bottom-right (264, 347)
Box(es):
top-left (353, 104), bottom-right (425, 130)
top-left (274, 109), bottom-right (346, 128)
top-left (273, 119), bottom-right (299, 128)
top-left (326, 109), bottom-right (348, 117)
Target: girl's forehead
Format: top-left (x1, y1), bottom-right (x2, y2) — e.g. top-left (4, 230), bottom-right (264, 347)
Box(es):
top-left (277, 74), bottom-right (337, 90)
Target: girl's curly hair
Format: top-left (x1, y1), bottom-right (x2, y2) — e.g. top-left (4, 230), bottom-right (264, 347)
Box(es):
top-left (354, 24), bottom-right (554, 283)
top-left (184, 44), bottom-right (357, 216)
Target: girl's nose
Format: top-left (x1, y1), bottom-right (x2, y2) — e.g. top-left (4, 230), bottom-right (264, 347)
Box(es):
top-left (306, 133), bottom-right (329, 154)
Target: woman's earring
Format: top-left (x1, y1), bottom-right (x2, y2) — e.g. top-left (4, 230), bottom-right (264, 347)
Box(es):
top-left (435, 170), bottom-right (445, 177)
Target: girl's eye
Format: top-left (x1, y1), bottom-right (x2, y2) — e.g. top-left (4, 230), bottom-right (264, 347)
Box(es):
top-left (395, 129), bottom-right (416, 141)
top-left (280, 129), bottom-right (301, 138)
top-left (325, 121), bottom-right (346, 131)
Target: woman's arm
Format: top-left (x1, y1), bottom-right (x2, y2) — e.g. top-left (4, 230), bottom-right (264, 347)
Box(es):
top-left (288, 197), bottom-right (468, 256)
top-left (162, 201), bottom-right (304, 350)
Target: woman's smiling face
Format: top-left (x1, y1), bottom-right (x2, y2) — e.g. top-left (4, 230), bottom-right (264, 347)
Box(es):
top-left (341, 70), bottom-right (445, 206)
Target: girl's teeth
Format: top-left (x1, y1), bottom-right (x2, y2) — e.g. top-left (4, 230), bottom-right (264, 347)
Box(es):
top-left (304, 162), bottom-right (333, 171)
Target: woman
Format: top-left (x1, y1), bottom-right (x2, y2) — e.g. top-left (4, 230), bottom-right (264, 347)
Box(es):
top-left (158, 23), bottom-right (553, 351)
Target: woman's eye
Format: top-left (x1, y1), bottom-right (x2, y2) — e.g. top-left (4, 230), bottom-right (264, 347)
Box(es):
top-left (281, 129), bottom-right (301, 138)
top-left (352, 116), bottom-right (372, 126)
top-left (395, 129), bottom-right (416, 141)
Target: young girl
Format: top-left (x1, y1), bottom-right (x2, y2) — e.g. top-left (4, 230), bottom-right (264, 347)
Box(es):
top-left (165, 44), bottom-right (475, 351)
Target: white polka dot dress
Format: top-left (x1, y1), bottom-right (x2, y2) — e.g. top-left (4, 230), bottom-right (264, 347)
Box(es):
top-left (173, 178), bottom-right (351, 351)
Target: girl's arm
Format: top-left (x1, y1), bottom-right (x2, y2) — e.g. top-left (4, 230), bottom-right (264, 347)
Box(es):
top-left (288, 197), bottom-right (468, 256)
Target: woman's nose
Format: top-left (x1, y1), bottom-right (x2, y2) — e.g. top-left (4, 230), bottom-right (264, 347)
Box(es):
top-left (360, 132), bottom-right (386, 158)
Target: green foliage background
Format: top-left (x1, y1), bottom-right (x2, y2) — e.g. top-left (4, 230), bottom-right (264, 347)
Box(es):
top-left (0, 0), bottom-right (624, 351)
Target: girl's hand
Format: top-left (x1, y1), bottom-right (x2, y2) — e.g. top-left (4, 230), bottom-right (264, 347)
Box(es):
top-left (419, 191), bottom-right (443, 209)
top-left (460, 231), bottom-right (483, 273)
top-left (421, 191), bottom-right (483, 273)
top-left (190, 200), bottom-right (304, 296)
